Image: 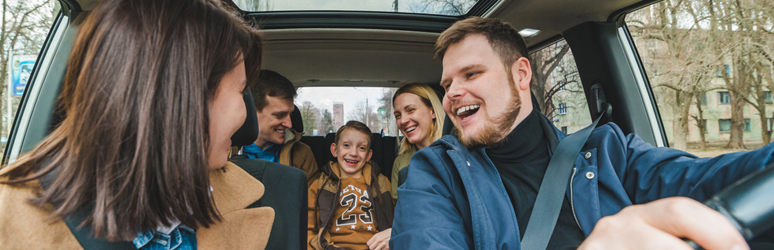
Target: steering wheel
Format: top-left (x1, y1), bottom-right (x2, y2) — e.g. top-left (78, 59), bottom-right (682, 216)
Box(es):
top-left (687, 162), bottom-right (774, 249)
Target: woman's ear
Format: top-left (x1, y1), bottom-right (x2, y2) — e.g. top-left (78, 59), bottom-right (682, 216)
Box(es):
top-left (330, 143), bottom-right (338, 158)
top-left (432, 110), bottom-right (436, 119)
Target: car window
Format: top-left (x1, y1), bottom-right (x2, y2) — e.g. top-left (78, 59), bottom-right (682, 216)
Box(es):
top-left (295, 87), bottom-right (398, 136)
top-left (530, 39), bottom-right (591, 134)
top-left (626, 0), bottom-right (773, 157)
top-left (233, 0), bottom-right (481, 16)
top-left (0, 1), bottom-right (59, 156)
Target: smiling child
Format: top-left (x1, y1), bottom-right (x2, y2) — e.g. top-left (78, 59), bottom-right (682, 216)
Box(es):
top-left (307, 121), bottom-right (394, 250)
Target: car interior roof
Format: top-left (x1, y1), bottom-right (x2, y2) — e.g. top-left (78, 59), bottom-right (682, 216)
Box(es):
top-left (72, 0), bottom-right (653, 88)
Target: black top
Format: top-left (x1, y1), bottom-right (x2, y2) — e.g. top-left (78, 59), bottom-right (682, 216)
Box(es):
top-left (486, 108), bottom-right (586, 250)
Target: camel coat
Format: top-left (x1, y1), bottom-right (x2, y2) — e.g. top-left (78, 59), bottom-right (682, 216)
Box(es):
top-left (0, 162), bottom-right (274, 250)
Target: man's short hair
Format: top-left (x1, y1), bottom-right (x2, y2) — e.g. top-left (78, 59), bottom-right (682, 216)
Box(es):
top-left (251, 70), bottom-right (297, 111)
top-left (435, 17), bottom-right (529, 69)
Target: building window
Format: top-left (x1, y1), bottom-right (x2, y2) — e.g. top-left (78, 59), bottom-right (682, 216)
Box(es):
top-left (700, 119), bottom-right (708, 134)
top-left (718, 91), bottom-right (730, 104)
top-left (561, 126), bottom-right (568, 134)
top-left (719, 119), bottom-right (731, 133)
top-left (698, 92), bottom-right (707, 105)
top-left (744, 119), bottom-right (751, 131)
top-left (766, 91), bottom-right (773, 104)
top-left (558, 103), bottom-right (567, 115)
top-left (717, 64), bottom-right (731, 77)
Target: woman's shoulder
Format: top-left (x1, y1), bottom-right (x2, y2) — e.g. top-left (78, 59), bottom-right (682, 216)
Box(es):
top-left (0, 181), bottom-right (80, 249)
top-left (393, 148), bottom-right (417, 168)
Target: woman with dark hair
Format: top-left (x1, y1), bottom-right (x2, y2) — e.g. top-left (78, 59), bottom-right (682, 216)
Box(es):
top-left (0, 0), bottom-right (272, 249)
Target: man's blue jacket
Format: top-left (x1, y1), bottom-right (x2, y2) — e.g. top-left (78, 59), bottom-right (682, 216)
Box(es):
top-left (390, 119), bottom-right (774, 249)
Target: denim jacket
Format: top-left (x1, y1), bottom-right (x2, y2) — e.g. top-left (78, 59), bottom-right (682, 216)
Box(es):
top-left (390, 115), bottom-right (774, 250)
top-left (133, 226), bottom-right (196, 250)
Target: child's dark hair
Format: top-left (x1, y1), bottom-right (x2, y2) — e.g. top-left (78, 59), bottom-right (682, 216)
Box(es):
top-left (335, 120), bottom-right (372, 150)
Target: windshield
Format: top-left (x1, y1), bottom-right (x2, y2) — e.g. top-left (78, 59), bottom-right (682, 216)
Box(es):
top-left (233, 0), bottom-right (480, 16)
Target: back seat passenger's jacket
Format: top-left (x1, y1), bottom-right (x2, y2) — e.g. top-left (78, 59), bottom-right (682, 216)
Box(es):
top-left (390, 115), bottom-right (774, 249)
top-left (280, 128), bottom-right (320, 186)
top-left (308, 161), bottom-right (393, 250)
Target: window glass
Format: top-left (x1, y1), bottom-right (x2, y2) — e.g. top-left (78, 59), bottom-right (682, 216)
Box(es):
top-left (234, 0), bottom-right (480, 16)
top-left (626, 0), bottom-right (773, 157)
top-left (530, 39), bottom-right (590, 134)
top-left (1, 1), bottom-right (59, 155)
top-left (295, 87), bottom-right (398, 136)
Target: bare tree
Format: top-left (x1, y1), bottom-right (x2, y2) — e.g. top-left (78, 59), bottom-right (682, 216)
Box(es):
top-left (0, 0), bottom-right (56, 137)
top-left (233, 0), bottom-right (271, 11)
top-left (298, 101), bottom-right (319, 136)
top-left (411, 0), bottom-right (477, 15)
top-left (529, 41), bottom-right (586, 121)
top-left (628, 0), bottom-right (715, 150)
top-left (318, 109), bottom-right (334, 135)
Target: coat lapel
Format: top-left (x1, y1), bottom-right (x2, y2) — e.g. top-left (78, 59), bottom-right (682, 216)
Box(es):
top-left (197, 162), bottom-right (275, 249)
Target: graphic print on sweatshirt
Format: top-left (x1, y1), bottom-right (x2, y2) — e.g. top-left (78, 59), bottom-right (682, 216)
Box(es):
top-left (333, 178), bottom-right (376, 234)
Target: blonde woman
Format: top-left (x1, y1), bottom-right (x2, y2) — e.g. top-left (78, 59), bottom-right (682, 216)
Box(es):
top-left (391, 83), bottom-right (445, 200)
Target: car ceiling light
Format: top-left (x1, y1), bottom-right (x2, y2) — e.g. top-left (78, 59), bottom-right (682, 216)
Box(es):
top-left (519, 28), bottom-right (540, 38)
top-left (345, 79), bottom-right (363, 82)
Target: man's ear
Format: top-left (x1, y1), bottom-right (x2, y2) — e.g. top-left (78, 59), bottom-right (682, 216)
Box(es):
top-left (366, 149), bottom-right (373, 162)
top-left (330, 143), bottom-right (338, 158)
top-left (511, 57), bottom-right (533, 91)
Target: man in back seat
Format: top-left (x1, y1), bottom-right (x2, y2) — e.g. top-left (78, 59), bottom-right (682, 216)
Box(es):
top-left (245, 70), bottom-right (319, 185)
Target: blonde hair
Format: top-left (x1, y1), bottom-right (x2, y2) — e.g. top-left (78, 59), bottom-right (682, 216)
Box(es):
top-left (392, 83), bottom-right (445, 155)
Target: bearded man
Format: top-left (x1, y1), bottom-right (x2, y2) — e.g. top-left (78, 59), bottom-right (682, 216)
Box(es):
top-left (390, 17), bottom-right (774, 250)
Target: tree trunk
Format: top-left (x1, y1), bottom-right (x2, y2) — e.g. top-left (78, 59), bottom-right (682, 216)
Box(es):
top-left (693, 95), bottom-right (707, 150)
top-left (726, 88), bottom-right (747, 149)
top-left (673, 92), bottom-right (692, 151)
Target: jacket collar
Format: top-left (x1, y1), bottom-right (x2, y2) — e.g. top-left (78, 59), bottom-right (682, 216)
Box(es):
top-left (283, 128), bottom-right (302, 145)
top-left (198, 161), bottom-right (273, 249)
top-left (208, 161), bottom-right (265, 214)
top-left (323, 161), bottom-right (374, 186)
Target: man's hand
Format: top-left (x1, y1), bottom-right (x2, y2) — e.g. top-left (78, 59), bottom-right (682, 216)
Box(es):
top-left (367, 228), bottom-right (391, 250)
top-left (578, 197), bottom-right (748, 250)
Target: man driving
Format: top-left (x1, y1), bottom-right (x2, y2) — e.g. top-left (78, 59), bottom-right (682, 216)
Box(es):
top-left (390, 17), bottom-right (773, 250)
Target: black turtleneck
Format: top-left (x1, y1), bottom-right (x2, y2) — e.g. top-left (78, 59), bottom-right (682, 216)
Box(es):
top-left (486, 108), bottom-right (585, 249)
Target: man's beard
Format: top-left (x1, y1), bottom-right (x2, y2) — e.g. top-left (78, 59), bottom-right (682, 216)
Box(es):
top-left (455, 70), bottom-right (521, 149)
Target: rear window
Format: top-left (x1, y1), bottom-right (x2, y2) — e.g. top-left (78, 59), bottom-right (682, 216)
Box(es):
top-left (295, 87), bottom-right (398, 136)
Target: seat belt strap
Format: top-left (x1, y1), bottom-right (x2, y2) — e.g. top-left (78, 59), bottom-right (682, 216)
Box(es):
top-left (520, 109), bottom-right (606, 250)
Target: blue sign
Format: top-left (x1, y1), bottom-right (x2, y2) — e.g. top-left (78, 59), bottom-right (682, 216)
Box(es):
top-left (12, 57), bottom-right (35, 97)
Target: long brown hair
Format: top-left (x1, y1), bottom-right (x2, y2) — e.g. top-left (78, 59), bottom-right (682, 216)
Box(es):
top-left (0, 0), bottom-right (260, 241)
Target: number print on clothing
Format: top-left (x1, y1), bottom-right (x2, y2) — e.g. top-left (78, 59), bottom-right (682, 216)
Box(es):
top-left (336, 193), bottom-right (358, 226)
top-left (359, 190), bottom-right (373, 223)
top-left (335, 184), bottom-right (374, 226)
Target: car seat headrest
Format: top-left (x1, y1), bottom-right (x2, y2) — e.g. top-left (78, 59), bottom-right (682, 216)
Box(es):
top-left (291, 104), bottom-right (303, 134)
top-left (231, 90), bottom-right (259, 146)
